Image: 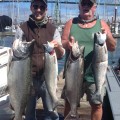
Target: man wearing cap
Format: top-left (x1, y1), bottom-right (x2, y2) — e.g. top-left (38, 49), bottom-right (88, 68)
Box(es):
top-left (13, 0), bottom-right (65, 120)
top-left (61, 0), bottom-right (116, 120)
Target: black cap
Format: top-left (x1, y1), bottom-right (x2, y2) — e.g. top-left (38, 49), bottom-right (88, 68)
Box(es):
top-left (80, 0), bottom-right (96, 4)
top-left (31, 0), bottom-right (47, 5)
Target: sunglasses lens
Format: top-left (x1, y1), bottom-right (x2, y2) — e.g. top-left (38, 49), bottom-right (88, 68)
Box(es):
top-left (81, 2), bottom-right (93, 7)
top-left (40, 6), bottom-right (46, 11)
top-left (33, 5), bottom-right (38, 9)
top-left (33, 4), bottom-right (46, 11)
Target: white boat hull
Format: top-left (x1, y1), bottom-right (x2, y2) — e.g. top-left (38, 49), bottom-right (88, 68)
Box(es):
top-left (0, 46), bottom-right (14, 119)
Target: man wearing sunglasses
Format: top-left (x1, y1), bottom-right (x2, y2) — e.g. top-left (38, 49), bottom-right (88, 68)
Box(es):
top-left (13, 0), bottom-right (65, 120)
top-left (61, 0), bottom-right (116, 120)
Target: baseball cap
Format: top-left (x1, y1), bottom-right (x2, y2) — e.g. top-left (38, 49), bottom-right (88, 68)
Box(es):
top-left (31, 0), bottom-right (47, 5)
top-left (80, 0), bottom-right (96, 4)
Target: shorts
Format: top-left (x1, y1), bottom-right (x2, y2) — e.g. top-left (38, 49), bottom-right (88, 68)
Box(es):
top-left (83, 81), bottom-right (106, 104)
top-left (61, 81), bottom-right (106, 105)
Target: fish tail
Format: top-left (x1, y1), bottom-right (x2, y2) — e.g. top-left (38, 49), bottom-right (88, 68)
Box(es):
top-left (49, 111), bottom-right (59, 119)
top-left (64, 111), bottom-right (79, 120)
top-left (5, 86), bottom-right (9, 93)
top-left (53, 101), bottom-right (64, 111)
top-left (91, 92), bottom-right (103, 104)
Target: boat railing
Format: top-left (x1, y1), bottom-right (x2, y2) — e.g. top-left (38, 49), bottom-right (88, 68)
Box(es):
top-left (106, 66), bottom-right (120, 120)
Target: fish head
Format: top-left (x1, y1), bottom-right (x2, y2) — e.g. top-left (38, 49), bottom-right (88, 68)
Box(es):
top-left (43, 41), bottom-right (54, 54)
top-left (12, 39), bottom-right (35, 58)
top-left (71, 41), bottom-right (81, 58)
top-left (94, 32), bottom-right (106, 45)
top-left (19, 39), bottom-right (35, 54)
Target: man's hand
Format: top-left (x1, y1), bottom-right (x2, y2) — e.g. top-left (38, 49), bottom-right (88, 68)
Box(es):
top-left (68, 36), bottom-right (75, 50)
top-left (50, 40), bottom-right (59, 47)
top-left (101, 28), bottom-right (107, 34)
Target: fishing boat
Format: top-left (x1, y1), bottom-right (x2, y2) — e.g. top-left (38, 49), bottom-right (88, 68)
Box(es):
top-left (105, 0), bottom-right (120, 38)
top-left (0, 46), bottom-right (10, 100)
top-left (0, 46), bottom-right (14, 119)
top-left (110, 6), bottom-right (120, 38)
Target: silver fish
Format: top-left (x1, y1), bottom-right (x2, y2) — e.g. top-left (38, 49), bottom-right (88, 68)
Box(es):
top-left (7, 39), bottom-right (34, 120)
top-left (64, 41), bottom-right (84, 120)
top-left (91, 32), bottom-right (108, 104)
top-left (44, 42), bottom-right (62, 110)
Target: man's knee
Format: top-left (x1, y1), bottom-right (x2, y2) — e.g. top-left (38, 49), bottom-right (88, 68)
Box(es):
top-left (91, 104), bottom-right (102, 111)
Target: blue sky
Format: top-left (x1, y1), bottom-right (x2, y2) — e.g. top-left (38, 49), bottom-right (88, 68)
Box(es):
top-left (0, 1), bottom-right (120, 23)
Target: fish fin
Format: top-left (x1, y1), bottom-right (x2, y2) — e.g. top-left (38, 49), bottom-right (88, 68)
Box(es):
top-left (9, 103), bottom-right (14, 111)
top-left (53, 101), bottom-right (64, 111)
top-left (49, 111), bottom-right (59, 119)
top-left (107, 66), bottom-right (110, 72)
top-left (7, 49), bottom-right (13, 75)
top-left (91, 92), bottom-right (103, 104)
top-left (5, 86), bottom-right (9, 93)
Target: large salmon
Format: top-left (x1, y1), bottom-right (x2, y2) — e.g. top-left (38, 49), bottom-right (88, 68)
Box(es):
top-left (7, 38), bottom-right (34, 120)
top-left (44, 42), bottom-right (62, 110)
top-left (92, 32), bottom-right (108, 104)
top-left (64, 41), bottom-right (84, 120)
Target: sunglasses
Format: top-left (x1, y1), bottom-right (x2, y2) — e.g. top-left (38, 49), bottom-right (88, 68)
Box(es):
top-left (32, 4), bottom-right (46, 11)
top-left (81, 2), bottom-right (94, 7)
